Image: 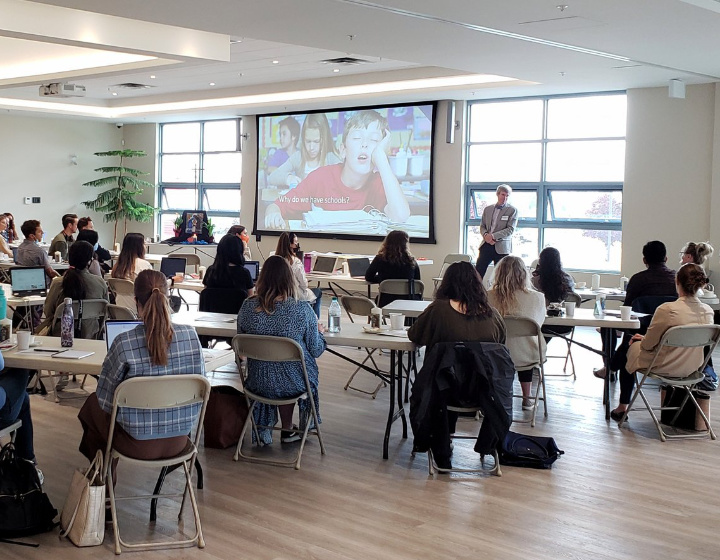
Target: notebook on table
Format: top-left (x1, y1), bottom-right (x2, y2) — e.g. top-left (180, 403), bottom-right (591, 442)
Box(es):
top-left (312, 256), bottom-right (338, 276)
top-left (10, 266), bottom-right (47, 297)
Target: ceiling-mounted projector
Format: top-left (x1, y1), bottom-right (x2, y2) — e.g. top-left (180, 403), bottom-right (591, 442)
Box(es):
top-left (39, 83), bottom-right (86, 98)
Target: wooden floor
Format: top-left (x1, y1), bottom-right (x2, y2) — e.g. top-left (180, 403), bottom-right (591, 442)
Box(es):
top-left (4, 326), bottom-right (720, 560)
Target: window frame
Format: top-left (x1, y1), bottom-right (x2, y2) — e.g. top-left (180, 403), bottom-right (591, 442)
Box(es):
top-left (464, 92), bottom-right (625, 272)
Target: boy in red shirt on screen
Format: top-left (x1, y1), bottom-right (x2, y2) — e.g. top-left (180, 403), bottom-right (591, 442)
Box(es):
top-left (264, 110), bottom-right (411, 229)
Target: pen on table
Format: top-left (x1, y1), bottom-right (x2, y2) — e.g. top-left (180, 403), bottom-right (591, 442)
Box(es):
top-left (33, 348), bottom-right (59, 353)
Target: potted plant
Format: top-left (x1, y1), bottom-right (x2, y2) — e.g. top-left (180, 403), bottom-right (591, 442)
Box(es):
top-left (204, 218), bottom-right (215, 242)
top-left (173, 215), bottom-right (183, 237)
top-left (82, 149), bottom-right (156, 246)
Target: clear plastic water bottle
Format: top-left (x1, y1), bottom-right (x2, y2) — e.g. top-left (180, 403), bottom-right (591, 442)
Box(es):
top-left (61, 297), bottom-right (74, 347)
top-left (328, 297), bottom-right (341, 333)
top-left (593, 294), bottom-right (606, 317)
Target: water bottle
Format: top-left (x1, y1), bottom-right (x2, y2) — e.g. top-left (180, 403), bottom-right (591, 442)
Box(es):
top-left (0, 287), bottom-right (10, 343)
top-left (328, 297), bottom-right (341, 333)
top-left (61, 297), bottom-right (74, 347)
top-left (593, 294), bottom-right (605, 317)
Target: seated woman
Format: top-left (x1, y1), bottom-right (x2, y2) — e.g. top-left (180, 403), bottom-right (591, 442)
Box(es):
top-left (0, 357), bottom-right (38, 475)
top-left (78, 269), bottom-right (206, 462)
top-left (38, 240), bottom-right (109, 337)
top-left (487, 256), bottom-right (547, 410)
top-left (76, 229), bottom-right (103, 277)
top-left (531, 247), bottom-right (574, 341)
top-left (408, 261), bottom-right (506, 469)
top-left (680, 241), bottom-right (713, 268)
top-left (237, 255), bottom-right (326, 445)
top-left (203, 234), bottom-right (254, 297)
top-left (111, 233), bottom-right (152, 281)
top-left (275, 232), bottom-right (321, 317)
top-left (0, 213), bottom-right (13, 257)
top-left (365, 230), bottom-right (421, 307)
top-left (610, 263), bottom-right (713, 421)
top-left (227, 224), bottom-right (252, 261)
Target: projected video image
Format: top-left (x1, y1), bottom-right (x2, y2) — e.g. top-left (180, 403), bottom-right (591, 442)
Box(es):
top-left (256, 103), bottom-right (435, 241)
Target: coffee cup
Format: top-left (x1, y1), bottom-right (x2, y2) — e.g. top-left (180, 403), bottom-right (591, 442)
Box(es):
top-left (17, 330), bottom-right (32, 351)
top-left (198, 266), bottom-right (206, 280)
top-left (389, 313), bottom-right (405, 330)
top-left (564, 301), bottom-right (576, 318)
top-left (576, 282), bottom-right (586, 289)
top-left (54, 251), bottom-right (62, 263)
top-left (620, 305), bottom-right (633, 321)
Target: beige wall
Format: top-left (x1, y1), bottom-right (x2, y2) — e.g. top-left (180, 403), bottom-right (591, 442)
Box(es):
top-left (0, 113), bottom-right (122, 246)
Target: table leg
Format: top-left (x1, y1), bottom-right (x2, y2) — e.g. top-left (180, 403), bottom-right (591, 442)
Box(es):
top-left (384, 350), bottom-right (397, 459)
top-left (601, 327), bottom-right (614, 420)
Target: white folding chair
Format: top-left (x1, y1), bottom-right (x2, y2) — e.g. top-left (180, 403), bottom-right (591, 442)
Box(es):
top-left (231, 334), bottom-right (325, 470)
top-left (543, 292), bottom-right (581, 380)
top-left (504, 316), bottom-right (547, 427)
top-left (105, 374), bottom-right (211, 554)
top-left (433, 253), bottom-right (471, 294)
top-left (106, 304), bottom-right (138, 321)
top-left (0, 420), bottom-right (22, 444)
top-left (340, 295), bottom-right (387, 398)
top-left (107, 278), bottom-right (137, 315)
top-left (618, 324), bottom-right (720, 441)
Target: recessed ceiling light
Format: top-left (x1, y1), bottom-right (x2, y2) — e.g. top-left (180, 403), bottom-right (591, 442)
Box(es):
top-left (272, 60), bottom-right (279, 64)
top-left (209, 82), bottom-right (216, 86)
top-left (112, 92), bottom-right (118, 96)
top-left (239, 73), bottom-right (244, 77)
top-left (333, 68), bottom-right (340, 73)
top-left (150, 75), bottom-right (156, 79)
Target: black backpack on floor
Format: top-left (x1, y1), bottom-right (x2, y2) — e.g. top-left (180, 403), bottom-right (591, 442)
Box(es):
top-left (0, 442), bottom-right (57, 541)
top-left (499, 430), bottom-right (564, 469)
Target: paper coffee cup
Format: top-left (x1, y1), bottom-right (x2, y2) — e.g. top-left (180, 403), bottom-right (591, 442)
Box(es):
top-left (591, 274), bottom-right (601, 290)
top-left (54, 251), bottom-right (62, 263)
top-left (576, 282), bottom-right (586, 289)
top-left (564, 301), bottom-right (576, 318)
top-left (198, 266), bottom-right (206, 280)
top-left (389, 313), bottom-right (405, 330)
top-left (17, 330), bottom-right (31, 351)
top-left (620, 306), bottom-right (632, 321)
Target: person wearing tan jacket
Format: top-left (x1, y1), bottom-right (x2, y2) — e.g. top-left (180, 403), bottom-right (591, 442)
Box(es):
top-left (611, 263), bottom-right (713, 421)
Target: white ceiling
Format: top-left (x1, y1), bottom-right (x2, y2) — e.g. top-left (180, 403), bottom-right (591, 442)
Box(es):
top-left (2, 0), bottom-right (719, 121)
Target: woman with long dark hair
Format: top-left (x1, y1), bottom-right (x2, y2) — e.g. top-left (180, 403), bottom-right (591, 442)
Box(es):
top-left (39, 240), bottom-right (108, 337)
top-left (78, 269), bottom-right (205, 461)
top-left (111, 232), bottom-right (151, 281)
top-left (237, 255), bottom-right (326, 444)
top-left (408, 261), bottom-right (505, 350)
top-left (227, 224), bottom-right (252, 261)
top-left (365, 230), bottom-right (421, 306)
top-left (488, 256), bottom-right (546, 409)
top-left (203, 234), bottom-right (254, 296)
top-left (610, 263), bottom-right (714, 421)
top-left (275, 232), bottom-right (321, 317)
top-left (531, 247), bottom-right (574, 304)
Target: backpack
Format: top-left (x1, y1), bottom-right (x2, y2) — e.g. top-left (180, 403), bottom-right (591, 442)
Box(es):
top-left (498, 430), bottom-right (564, 469)
top-left (0, 442), bottom-right (58, 541)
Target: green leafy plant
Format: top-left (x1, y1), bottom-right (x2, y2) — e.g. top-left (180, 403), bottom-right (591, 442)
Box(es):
top-left (82, 149), bottom-right (156, 245)
top-left (173, 215), bottom-right (183, 233)
top-left (204, 218), bottom-right (215, 237)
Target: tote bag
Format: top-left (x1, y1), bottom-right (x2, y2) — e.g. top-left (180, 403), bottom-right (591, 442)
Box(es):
top-left (60, 450), bottom-right (105, 547)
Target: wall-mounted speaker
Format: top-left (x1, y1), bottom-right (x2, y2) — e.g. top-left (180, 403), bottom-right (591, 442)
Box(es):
top-left (445, 100), bottom-right (456, 144)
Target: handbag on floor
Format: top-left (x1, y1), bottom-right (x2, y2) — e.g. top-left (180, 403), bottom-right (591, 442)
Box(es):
top-left (499, 430), bottom-right (564, 469)
top-left (60, 450), bottom-right (105, 547)
top-left (203, 385), bottom-right (249, 449)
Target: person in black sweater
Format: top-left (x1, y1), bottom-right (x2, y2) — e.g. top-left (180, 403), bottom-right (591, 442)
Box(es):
top-left (203, 234), bottom-right (255, 295)
top-left (365, 230), bottom-right (420, 307)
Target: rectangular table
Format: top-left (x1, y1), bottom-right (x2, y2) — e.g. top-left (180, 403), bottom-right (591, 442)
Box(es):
top-left (172, 310), bottom-right (413, 459)
top-left (381, 300), bottom-right (641, 419)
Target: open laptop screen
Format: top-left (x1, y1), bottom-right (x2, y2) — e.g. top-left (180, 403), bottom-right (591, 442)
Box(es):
top-left (10, 267), bottom-right (47, 296)
top-left (313, 256), bottom-right (337, 274)
top-left (105, 320), bottom-right (142, 350)
top-left (160, 257), bottom-right (187, 278)
top-left (244, 261), bottom-right (260, 282)
top-left (347, 257), bottom-right (371, 278)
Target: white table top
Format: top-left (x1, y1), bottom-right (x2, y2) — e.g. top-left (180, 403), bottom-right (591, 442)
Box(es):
top-left (0, 260), bottom-right (69, 270)
top-left (306, 273), bottom-right (370, 285)
top-left (382, 299), bottom-right (429, 317)
top-left (575, 287), bottom-right (626, 302)
top-left (173, 310), bottom-right (237, 337)
top-left (173, 279), bottom-right (205, 292)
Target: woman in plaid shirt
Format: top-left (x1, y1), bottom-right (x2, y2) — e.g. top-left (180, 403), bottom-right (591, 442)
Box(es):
top-left (78, 269), bottom-right (205, 462)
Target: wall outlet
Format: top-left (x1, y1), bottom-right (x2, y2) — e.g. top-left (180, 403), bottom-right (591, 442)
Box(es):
top-left (24, 197), bottom-right (31, 205)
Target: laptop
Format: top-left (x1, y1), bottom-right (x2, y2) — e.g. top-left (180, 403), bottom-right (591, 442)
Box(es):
top-left (105, 320), bottom-right (142, 349)
top-left (160, 257), bottom-right (187, 278)
top-left (11, 246), bottom-right (18, 262)
top-left (244, 261), bottom-right (260, 283)
top-left (312, 256), bottom-right (338, 275)
top-left (347, 257), bottom-right (371, 278)
top-left (10, 267), bottom-right (47, 297)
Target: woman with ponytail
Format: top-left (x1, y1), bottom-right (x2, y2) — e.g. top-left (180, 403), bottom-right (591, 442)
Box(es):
top-left (38, 240), bottom-right (108, 337)
top-left (78, 269), bottom-right (205, 461)
top-left (680, 241), bottom-right (714, 267)
top-left (610, 263), bottom-right (713, 421)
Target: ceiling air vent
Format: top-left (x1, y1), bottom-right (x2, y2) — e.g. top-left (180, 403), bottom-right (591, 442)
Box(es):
top-left (320, 57), bottom-right (372, 65)
top-left (112, 83), bottom-right (154, 89)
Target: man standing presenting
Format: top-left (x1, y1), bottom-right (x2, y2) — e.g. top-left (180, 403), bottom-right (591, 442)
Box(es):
top-left (475, 184), bottom-right (518, 279)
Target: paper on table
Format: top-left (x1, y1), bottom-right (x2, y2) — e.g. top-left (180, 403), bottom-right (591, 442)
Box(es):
top-left (194, 315), bottom-right (235, 323)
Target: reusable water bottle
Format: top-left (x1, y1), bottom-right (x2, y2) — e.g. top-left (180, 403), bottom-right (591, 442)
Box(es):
top-left (0, 287), bottom-right (10, 343)
top-left (328, 297), bottom-right (341, 333)
top-left (60, 297), bottom-right (74, 347)
top-left (593, 294), bottom-right (606, 317)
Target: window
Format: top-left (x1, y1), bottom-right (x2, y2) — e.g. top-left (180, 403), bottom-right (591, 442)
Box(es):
top-left (158, 119), bottom-right (242, 239)
top-left (465, 93), bottom-right (626, 271)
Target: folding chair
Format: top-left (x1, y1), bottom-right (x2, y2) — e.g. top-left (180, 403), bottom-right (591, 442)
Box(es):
top-left (107, 278), bottom-right (137, 315)
top-left (377, 279), bottom-right (425, 308)
top-left (504, 316), bottom-right (547, 427)
top-left (105, 374), bottom-right (211, 554)
top-left (231, 334), bottom-right (325, 469)
top-left (172, 253), bottom-right (201, 275)
top-left (432, 253), bottom-right (471, 294)
top-left (340, 295), bottom-right (386, 398)
top-left (618, 324), bottom-right (720, 441)
top-left (0, 420), bottom-right (21, 444)
top-left (543, 292), bottom-right (581, 380)
top-left (107, 304), bottom-right (137, 321)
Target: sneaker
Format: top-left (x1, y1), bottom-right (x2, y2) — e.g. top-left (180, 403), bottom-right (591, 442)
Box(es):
top-left (35, 467), bottom-right (44, 486)
top-left (593, 367), bottom-right (606, 380)
top-left (522, 399), bottom-right (534, 411)
top-left (281, 425), bottom-right (302, 443)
